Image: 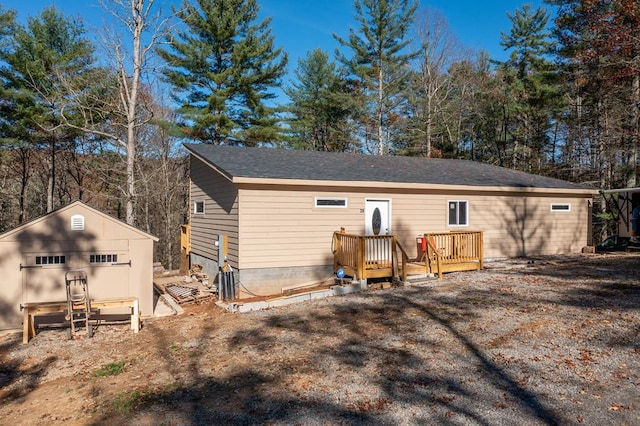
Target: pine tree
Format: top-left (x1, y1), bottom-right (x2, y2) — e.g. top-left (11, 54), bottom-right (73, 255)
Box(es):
top-left (498, 4), bottom-right (558, 172)
top-left (334, 0), bottom-right (418, 155)
top-left (0, 6), bottom-right (95, 215)
top-left (285, 49), bottom-right (356, 152)
top-left (546, 0), bottom-right (639, 188)
top-left (158, 0), bottom-right (287, 145)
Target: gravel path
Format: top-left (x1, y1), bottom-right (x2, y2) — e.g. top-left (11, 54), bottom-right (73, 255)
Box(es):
top-left (1, 253), bottom-right (639, 425)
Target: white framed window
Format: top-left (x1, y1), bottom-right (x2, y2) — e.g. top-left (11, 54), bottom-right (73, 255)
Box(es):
top-left (90, 254), bottom-right (118, 264)
top-left (551, 203), bottom-right (571, 212)
top-left (35, 255), bottom-right (66, 265)
top-left (193, 200), bottom-right (205, 215)
top-left (315, 197), bottom-right (347, 208)
top-left (448, 200), bottom-right (468, 226)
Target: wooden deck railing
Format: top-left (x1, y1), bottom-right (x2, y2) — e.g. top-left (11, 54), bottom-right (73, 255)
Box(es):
top-left (424, 231), bottom-right (483, 278)
top-left (333, 233), bottom-right (396, 280)
top-left (333, 232), bottom-right (360, 277)
top-left (394, 239), bottom-right (410, 283)
top-left (333, 231), bottom-right (483, 282)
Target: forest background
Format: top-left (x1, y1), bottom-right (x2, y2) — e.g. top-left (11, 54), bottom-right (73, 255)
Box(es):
top-left (1, 0), bottom-right (637, 269)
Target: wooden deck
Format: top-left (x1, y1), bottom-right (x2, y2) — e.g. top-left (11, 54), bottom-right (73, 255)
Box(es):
top-left (333, 231), bottom-right (483, 283)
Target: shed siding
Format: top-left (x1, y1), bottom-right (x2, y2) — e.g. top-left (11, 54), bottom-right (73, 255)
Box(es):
top-left (237, 186), bottom-right (591, 269)
top-left (129, 238), bottom-right (154, 317)
top-left (0, 202), bottom-right (156, 330)
top-left (0, 245), bottom-right (23, 328)
top-left (190, 156), bottom-right (239, 264)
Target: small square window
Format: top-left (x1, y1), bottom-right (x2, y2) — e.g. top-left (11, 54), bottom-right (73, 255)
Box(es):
top-left (448, 201), bottom-right (468, 226)
top-left (194, 200), bottom-right (205, 215)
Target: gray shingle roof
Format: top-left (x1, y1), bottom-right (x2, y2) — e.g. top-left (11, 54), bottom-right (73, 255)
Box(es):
top-left (184, 143), bottom-right (594, 191)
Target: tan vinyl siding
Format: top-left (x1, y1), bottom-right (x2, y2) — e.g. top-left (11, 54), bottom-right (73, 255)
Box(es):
top-left (237, 186), bottom-right (592, 269)
top-left (468, 195), bottom-right (589, 257)
top-left (392, 193), bottom-right (590, 258)
top-left (190, 156), bottom-right (239, 264)
top-left (238, 188), bottom-right (362, 269)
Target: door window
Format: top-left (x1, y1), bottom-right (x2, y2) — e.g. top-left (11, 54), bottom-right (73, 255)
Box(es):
top-left (371, 208), bottom-right (382, 235)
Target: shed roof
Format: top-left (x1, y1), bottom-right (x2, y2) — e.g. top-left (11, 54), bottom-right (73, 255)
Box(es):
top-left (184, 144), bottom-right (595, 193)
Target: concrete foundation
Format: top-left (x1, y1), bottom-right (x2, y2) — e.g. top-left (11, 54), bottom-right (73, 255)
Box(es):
top-left (186, 251), bottom-right (444, 310)
top-left (234, 264), bottom-right (335, 298)
top-left (188, 255), bottom-right (339, 300)
top-left (220, 281), bottom-right (365, 313)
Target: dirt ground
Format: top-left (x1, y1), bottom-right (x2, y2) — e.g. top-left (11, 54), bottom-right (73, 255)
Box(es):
top-left (1, 253), bottom-right (639, 425)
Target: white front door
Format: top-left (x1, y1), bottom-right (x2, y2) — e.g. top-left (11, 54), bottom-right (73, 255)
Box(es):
top-left (365, 199), bottom-right (391, 236)
top-left (365, 199), bottom-right (392, 265)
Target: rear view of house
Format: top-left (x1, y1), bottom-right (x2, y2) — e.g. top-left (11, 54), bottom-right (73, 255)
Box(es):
top-left (184, 144), bottom-right (597, 298)
top-left (0, 201), bottom-right (157, 329)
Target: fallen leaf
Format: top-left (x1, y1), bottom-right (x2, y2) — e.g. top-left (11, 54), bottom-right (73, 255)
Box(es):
top-left (608, 403), bottom-right (628, 411)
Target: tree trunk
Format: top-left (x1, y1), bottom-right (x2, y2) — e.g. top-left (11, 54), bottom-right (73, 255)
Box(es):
top-left (377, 66), bottom-right (384, 155)
top-left (123, 0), bottom-right (145, 226)
top-left (425, 82), bottom-right (432, 158)
top-left (630, 75), bottom-right (639, 187)
top-left (126, 133), bottom-right (136, 226)
top-left (46, 138), bottom-right (56, 213)
top-left (18, 147), bottom-right (30, 223)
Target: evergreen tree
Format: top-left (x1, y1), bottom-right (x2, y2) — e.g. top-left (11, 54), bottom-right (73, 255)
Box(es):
top-left (447, 53), bottom-right (510, 165)
top-left (285, 48), bottom-right (356, 152)
top-left (0, 6), bottom-right (95, 215)
top-left (498, 4), bottom-right (559, 172)
top-left (158, 0), bottom-right (287, 145)
top-left (334, 0), bottom-right (418, 155)
top-left (546, 0), bottom-right (638, 188)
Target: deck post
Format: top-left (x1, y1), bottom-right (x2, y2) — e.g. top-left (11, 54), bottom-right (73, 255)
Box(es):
top-left (180, 224), bottom-right (191, 275)
top-left (391, 236), bottom-right (397, 280)
top-left (333, 232), bottom-right (339, 273)
top-left (479, 232), bottom-right (484, 269)
top-left (357, 236), bottom-right (365, 280)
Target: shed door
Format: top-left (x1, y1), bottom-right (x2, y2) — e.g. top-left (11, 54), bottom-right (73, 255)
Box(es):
top-left (86, 252), bottom-right (130, 300)
top-left (22, 253), bottom-right (71, 303)
top-left (22, 251), bottom-right (130, 304)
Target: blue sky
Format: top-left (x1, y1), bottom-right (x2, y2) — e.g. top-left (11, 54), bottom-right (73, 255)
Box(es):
top-left (261, 0), bottom-right (547, 65)
top-left (3, 0), bottom-right (548, 94)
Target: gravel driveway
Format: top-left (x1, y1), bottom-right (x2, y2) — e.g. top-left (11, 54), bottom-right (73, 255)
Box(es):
top-left (1, 253), bottom-right (639, 425)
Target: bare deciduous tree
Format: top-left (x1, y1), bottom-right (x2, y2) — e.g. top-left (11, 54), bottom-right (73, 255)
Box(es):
top-left (411, 7), bottom-right (465, 157)
top-left (60, 0), bottom-right (170, 225)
